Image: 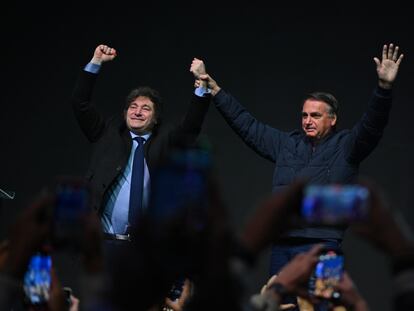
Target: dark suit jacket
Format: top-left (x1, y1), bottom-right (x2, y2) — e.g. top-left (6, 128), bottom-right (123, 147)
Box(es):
top-left (70, 70), bottom-right (210, 213)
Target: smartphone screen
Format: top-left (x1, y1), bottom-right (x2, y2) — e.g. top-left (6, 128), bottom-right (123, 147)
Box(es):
top-left (312, 250), bottom-right (343, 300)
top-left (302, 185), bottom-right (369, 225)
top-left (53, 177), bottom-right (91, 248)
top-left (23, 252), bottom-right (52, 305)
top-left (149, 148), bottom-right (211, 233)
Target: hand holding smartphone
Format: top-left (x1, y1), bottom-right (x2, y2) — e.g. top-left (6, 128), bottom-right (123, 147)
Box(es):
top-left (52, 176), bottom-right (91, 249)
top-left (167, 277), bottom-right (186, 301)
top-left (148, 147), bottom-right (211, 233)
top-left (302, 184), bottom-right (370, 225)
top-left (311, 249), bottom-right (344, 300)
top-left (23, 251), bottom-right (52, 307)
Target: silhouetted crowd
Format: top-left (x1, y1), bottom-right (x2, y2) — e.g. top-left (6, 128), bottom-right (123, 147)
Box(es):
top-left (1, 159), bottom-right (414, 311)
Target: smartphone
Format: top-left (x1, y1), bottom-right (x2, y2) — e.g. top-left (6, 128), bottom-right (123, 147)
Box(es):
top-left (148, 147), bottom-right (211, 233)
top-left (312, 250), bottom-right (343, 300)
top-left (148, 147), bottom-right (211, 281)
top-left (23, 252), bottom-right (52, 306)
top-left (167, 277), bottom-right (186, 301)
top-left (301, 184), bottom-right (370, 225)
top-left (63, 287), bottom-right (73, 308)
top-left (52, 177), bottom-right (91, 249)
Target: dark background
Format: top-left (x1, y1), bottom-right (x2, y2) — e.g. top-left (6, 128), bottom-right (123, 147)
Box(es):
top-left (1, 2), bottom-right (413, 310)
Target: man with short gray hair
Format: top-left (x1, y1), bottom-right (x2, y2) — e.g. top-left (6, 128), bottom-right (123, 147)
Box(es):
top-left (191, 43), bottom-right (404, 310)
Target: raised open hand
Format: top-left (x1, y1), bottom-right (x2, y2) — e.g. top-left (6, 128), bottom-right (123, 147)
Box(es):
top-left (374, 43), bottom-right (404, 89)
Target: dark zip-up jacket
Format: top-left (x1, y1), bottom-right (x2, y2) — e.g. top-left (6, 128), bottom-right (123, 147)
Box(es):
top-left (213, 86), bottom-right (392, 240)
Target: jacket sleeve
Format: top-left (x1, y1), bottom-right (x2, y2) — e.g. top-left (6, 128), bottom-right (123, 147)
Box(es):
top-left (70, 70), bottom-right (106, 143)
top-left (346, 86), bottom-right (392, 164)
top-left (168, 93), bottom-right (211, 146)
top-left (213, 89), bottom-right (284, 162)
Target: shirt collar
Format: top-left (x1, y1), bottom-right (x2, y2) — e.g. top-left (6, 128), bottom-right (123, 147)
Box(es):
top-left (130, 131), bottom-right (151, 142)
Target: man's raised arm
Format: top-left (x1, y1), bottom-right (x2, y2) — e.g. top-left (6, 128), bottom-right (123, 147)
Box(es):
top-left (191, 58), bottom-right (283, 163)
top-left (71, 44), bottom-right (117, 143)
